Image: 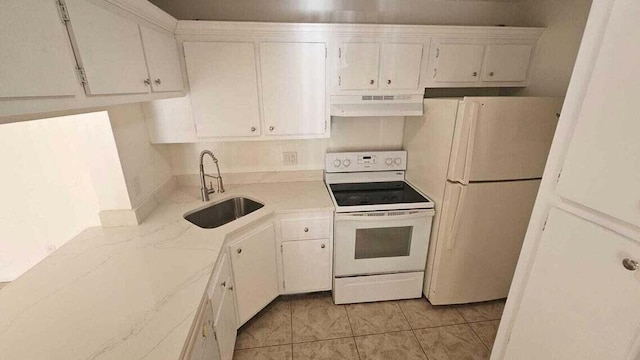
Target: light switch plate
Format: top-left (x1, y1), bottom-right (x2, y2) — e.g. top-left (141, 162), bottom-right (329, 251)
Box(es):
top-left (283, 151), bottom-right (298, 165)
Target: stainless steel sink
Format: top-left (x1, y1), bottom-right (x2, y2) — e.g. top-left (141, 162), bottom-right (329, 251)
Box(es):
top-left (184, 197), bottom-right (264, 229)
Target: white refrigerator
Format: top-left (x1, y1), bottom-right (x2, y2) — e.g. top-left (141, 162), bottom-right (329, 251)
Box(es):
top-left (404, 97), bottom-right (563, 305)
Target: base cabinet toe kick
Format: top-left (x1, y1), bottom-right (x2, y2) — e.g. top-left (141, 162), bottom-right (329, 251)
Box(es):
top-left (183, 210), bottom-right (334, 360)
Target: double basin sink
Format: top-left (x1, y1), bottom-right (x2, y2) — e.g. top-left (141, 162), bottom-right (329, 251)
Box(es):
top-left (184, 197), bottom-right (264, 229)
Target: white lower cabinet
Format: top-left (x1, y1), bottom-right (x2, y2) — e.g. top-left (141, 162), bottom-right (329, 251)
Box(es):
top-left (228, 221), bottom-right (279, 325)
top-left (281, 239), bottom-right (332, 293)
top-left (187, 298), bottom-right (220, 360)
top-left (277, 212), bottom-right (334, 294)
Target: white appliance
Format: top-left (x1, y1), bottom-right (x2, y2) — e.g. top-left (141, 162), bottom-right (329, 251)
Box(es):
top-left (325, 151), bottom-right (435, 304)
top-left (330, 94), bottom-right (424, 117)
top-left (403, 97), bottom-right (564, 305)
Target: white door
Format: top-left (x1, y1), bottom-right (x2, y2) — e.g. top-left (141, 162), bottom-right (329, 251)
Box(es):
top-left (432, 43), bottom-right (484, 83)
top-left (188, 300), bottom-right (221, 360)
top-left (556, 0), bottom-right (640, 229)
top-left (482, 44), bottom-right (533, 82)
top-left (229, 222), bottom-right (279, 325)
top-left (380, 43), bottom-right (424, 90)
top-left (505, 208), bottom-right (640, 359)
top-left (259, 42), bottom-right (326, 136)
top-left (64, 0), bottom-right (149, 95)
top-left (339, 43), bottom-right (380, 90)
top-left (184, 42), bottom-right (261, 138)
top-left (428, 180), bottom-right (540, 305)
top-left (282, 239), bottom-right (332, 293)
top-left (139, 25), bottom-right (183, 92)
top-left (0, 0), bottom-right (78, 98)
top-left (448, 97), bottom-right (562, 183)
top-left (214, 284), bottom-right (237, 360)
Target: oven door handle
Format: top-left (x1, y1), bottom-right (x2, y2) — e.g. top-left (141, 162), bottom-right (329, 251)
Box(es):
top-left (335, 211), bottom-right (433, 222)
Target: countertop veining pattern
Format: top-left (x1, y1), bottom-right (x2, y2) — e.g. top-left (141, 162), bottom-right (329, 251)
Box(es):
top-left (0, 181), bottom-right (333, 360)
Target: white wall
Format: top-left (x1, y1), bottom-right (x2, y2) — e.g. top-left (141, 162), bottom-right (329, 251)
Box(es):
top-left (107, 103), bottom-right (174, 208)
top-left (150, 0), bottom-right (522, 25)
top-left (0, 113), bottom-right (102, 281)
top-left (168, 116), bottom-right (405, 175)
top-left (517, 0), bottom-right (593, 96)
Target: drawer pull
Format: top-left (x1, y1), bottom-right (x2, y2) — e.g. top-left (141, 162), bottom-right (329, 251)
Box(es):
top-left (304, 227), bottom-right (309, 233)
top-left (237, 248), bottom-right (242, 254)
top-left (221, 281), bottom-right (226, 287)
top-left (623, 258), bottom-right (639, 271)
top-left (321, 244), bottom-right (325, 249)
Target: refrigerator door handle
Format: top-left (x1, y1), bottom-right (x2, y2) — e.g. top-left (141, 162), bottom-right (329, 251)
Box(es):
top-left (447, 184), bottom-right (467, 250)
top-left (461, 103), bottom-right (480, 184)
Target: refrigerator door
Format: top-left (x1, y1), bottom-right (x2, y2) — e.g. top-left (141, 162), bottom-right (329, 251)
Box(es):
top-left (448, 97), bottom-right (563, 183)
top-left (427, 179), bottom-right (540, 305)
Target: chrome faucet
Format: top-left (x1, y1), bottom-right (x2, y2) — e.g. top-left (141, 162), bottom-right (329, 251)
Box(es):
top-left (199, 150), bottom-right (225, 201)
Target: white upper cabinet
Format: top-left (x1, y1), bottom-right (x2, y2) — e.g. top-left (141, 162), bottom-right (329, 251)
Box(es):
top-left (431, 43), bottom-right (485, 83)
top-left (260, 42), bottom-right (327, 136)
top-left (139, 26), bottom-right (183, 92)
top-left (380, 43), bottom-right (424, 90)
top-left (0, 0), bottom-right (78, 99)
top-left (339, 43), bottom-right (380, 90)
top-left (482, 44), bottom-right (533, 82)
top-left (65, 0), bottom-right (150, 95)
top-left (184, 42), bottom-right (261, 138)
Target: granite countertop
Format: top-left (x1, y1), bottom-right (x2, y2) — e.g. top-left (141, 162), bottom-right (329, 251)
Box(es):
top-left (0, 181), bottom-right (334, 360)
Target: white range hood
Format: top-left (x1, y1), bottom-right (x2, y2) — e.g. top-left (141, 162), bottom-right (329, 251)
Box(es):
top-left (330, 94), bottom-right (424, 117)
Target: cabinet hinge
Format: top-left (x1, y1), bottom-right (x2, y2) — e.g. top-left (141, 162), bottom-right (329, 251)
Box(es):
top-left (436, 48), bottom-right (440, 59)
top-left (75, 66), bottom-right (88, 85)
top-left (213, 330), bottom-right (217, 341)
top-left (556, 168), bottom-right (562, 183)
top-left (338, 75), bottom-right (341, 86)
top-left (280, 244), bottom-right (283, 253)
top-left (324, 120), bottom-right (327, 131)
top-left (338, 47), bottom-right (341, 58)
top-left (56, 0), bottom-right (70, 23)
top-left (433, 68), bottom-right (437, 78)
top-left (325, 47), bottom-right (327, 58)
top-left (283, 280), bottom-right (286, 289)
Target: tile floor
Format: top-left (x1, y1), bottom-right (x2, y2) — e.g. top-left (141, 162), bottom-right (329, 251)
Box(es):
top-left (233, 292), bottom-right (505, 360)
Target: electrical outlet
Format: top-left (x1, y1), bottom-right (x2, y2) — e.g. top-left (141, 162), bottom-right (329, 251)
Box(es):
top-left (132, 176), bottom-right (142, 196)
top-left (283, 151), bottom-right (298, 166)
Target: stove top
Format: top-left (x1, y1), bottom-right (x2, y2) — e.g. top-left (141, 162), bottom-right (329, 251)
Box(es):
top-left (329, 181), bottom-right (432, 208)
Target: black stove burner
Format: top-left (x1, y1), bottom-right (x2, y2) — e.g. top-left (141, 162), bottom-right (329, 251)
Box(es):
top-left (330, 181), bottom-right (430, 207)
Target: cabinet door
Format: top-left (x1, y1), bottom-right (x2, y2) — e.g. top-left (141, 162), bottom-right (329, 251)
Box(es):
top-left (339, 43), bottom-right (380, 90)
top-left (184, 42), bottom-right (261, 138)
top-left (432, 43), bottom-right (484, 83)
top-left (229, 222), bottom-right (279, 325)
top-left (139, 26), bottom-right (183, 92)
top-left (188, 301), bottom-right (221, 360)
top-left (214, 285), bottom-right (237, 360)
top-left (65, 0), bottom-right (149, 95)
top-left (260, 42), bottom-right (326, 136)
top-left (380, 43), bottom-right (423, 90)
top-left (0, 0), bottom-right (78, 99)
top-left (556, 0), bottom-right (640, 229)
top-left (505, 208), bottom-right (640, 359)
top-left (282, 239), bottom-right (332, 293)
top-left (482, 44), bottom-right (533, 82)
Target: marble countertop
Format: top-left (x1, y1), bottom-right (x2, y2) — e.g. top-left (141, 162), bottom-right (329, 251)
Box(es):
top-left (0, 181), bottom-right (334, 360)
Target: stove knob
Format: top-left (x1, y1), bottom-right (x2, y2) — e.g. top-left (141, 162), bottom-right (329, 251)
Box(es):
top-left (333, 159), bottom-right (342, 168)
top-left (385, 158), bottom-right (393, 165)
top-left (343, 159), bottom-right (351, 167)
top-left (394, 158), bottom-right (402, 165)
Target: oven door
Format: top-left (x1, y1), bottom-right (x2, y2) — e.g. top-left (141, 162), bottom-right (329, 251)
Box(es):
top-left (334, 210), bottom-right (434, 277)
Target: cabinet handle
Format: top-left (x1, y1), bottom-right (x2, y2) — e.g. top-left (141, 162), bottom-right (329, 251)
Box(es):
top-left (251, 126), bottom-right (256, 132)
top-left (387, 79), bottom-right (391, 85)
top-left (472, 72), bottom-right (478, 77)
top-left (269, 126), bottom-right (274, 131)
top-left (143, 78), bottom-right (151, 86)
top-left (221, 281), bottom-right (226, 287)
top-left (304, 227), bottom-right (309, 233)
top-left (229, 285), bottom-right (234, 291)
top-left (623, 258), bottom-right (639, 271)
top-left (370, 79), bottom-right (375, 85)
top-left (237, 248), bottom-right (242, 254)
top-left (202, 323), bottom-right (208, 337)
top-left (154, 78), bottom-right (161, 85)
top-left (321, 244), bottom-right (325, 249)
top-left (489, 72), bottom-right (495, 77)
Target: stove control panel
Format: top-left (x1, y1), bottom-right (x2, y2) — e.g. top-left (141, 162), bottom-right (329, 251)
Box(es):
top-left (325, 151), bottom-right (407, 172)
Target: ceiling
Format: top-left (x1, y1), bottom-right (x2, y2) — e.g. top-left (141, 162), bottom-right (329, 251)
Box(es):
top-left (149, 0), bottom-right (526, 26)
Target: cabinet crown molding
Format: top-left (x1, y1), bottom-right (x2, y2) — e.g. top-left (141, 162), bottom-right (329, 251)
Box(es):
top-left (104, 0), bottom-right (178, 32)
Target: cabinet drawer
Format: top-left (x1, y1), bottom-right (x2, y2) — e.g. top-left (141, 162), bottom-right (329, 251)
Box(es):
top-left (281, 217), bottom-right (332, 240)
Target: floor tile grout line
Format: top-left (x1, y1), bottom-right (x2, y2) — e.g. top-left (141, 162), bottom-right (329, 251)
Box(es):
top-left (397, 300), bottom-right (431, 360)
top-left (465, 318), bottom-right (502, 325)
top-left (343, 305), bottom-right (362, 360)
top-left (412, 329), bottom-right (433, 360)
top-left (466, 321), bottom-right (492, 353)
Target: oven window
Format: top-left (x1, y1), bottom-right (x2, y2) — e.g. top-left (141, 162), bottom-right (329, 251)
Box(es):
top-left (354, 226), bottom-right (413, 259)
